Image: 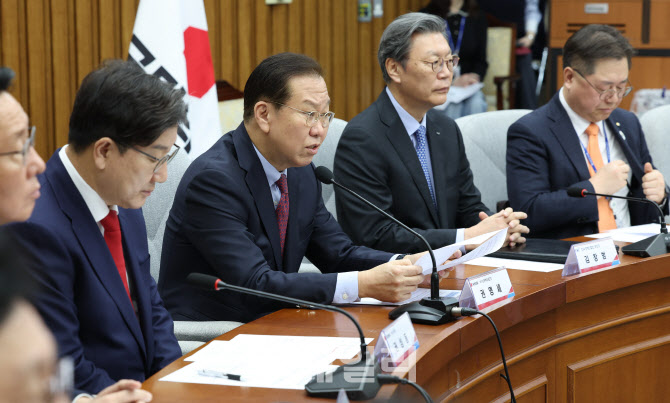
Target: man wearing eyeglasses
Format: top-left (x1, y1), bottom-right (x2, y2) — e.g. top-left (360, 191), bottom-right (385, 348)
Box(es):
top-left (333, 13), bottom-right (529, 254)
top-left (9, 60), bottom-right (185, 395)
top-left (0, 68), bottom-right (46, 225)
top-left (507, 24), bottom-right (668, 239)
top-left (159, 52), bottom-right (449, 323)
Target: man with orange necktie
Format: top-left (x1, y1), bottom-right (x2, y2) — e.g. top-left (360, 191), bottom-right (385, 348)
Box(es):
top-left (9, 60), bottom-right (185, 395)
top-left (507, 24), bottom-right (668, 239)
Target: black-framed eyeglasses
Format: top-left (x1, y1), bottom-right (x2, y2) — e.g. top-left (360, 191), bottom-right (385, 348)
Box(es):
top-left (412, 55), bottom-right (460, 73)
top-left (131, 143), bottom-right (180, 173)
top-left (270, 102), bottom-right (335, 128)
top-left (573, 68), bottom-right (633, 100)
top-left (0, 126), bottom-right (35, 166)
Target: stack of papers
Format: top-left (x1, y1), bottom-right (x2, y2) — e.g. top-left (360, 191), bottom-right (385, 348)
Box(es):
top-left (585, 223), bottom-right (662, 243)
top-left (160, 334), bottom-right (373, 389)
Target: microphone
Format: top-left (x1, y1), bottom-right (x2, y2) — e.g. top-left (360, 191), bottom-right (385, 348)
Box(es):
top-left (315, 166), bottom-right (458, 325)
top-left (186, 273), bottom-right (381, 400)
top-left (566, 186), bottom-right (670, 257)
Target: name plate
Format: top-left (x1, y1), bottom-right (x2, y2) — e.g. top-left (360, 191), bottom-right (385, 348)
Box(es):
top-left (459, 267), bottom-right (515, 310)
top-left (562, 238), bottom-right (620, 276)
top-left (374, 312), bottom-right (419, 371)
top-left (584, 3), bottom-right (609, 14)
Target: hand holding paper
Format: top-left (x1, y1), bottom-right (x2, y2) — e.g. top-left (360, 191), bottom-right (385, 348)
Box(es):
top-left (415, 228), bottom-right (508, 275)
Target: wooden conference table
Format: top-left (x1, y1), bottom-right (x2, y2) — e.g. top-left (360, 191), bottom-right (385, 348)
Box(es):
top-left (144, 239), bottom-right (670, 402)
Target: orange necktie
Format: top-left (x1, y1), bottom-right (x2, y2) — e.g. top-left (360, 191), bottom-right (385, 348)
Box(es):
top-left (585, 123), bottom-right (617, 232)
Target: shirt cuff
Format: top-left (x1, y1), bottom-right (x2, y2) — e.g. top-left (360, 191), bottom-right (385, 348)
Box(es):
top-left (73, 393), bottom-right (95, 403)
top-left (457, 228), bottom-right (467, 253)
top-left (333, 271), bottom-right (359, 303)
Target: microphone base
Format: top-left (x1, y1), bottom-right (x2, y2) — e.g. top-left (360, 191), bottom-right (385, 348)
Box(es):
top-left (388, 297), bottom-right (459, 325)
top-left (305, 356), bottom-right (381, 400)
top-left (621, 233), bottom-right (670, 258)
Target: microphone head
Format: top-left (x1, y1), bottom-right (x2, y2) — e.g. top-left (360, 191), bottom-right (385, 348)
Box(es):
top-left (187, 273), bottom-right (221, 290)
top-left (567, 187), bottom-right (586, 198)
top-left (314, 166), bottom-right (334, 185)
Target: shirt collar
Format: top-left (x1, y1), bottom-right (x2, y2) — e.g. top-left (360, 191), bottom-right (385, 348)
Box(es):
top-left (59, 145), bottom-right (118, 223)
top-left (386, 87), bottom-right (428, 138)
top-left (253, 144), bottom-right (287, 188)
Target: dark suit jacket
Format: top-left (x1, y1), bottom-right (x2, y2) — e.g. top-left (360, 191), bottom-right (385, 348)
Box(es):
top-left (9, 151), bottom-right (180, 393)
top-left (159, 123), bottom-right (392, 323)
top-left (506, 93), bottom-right (668, 239)
top-left (334, 89), bottom-right (490, 254)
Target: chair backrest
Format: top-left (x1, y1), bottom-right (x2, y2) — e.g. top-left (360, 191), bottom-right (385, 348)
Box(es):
top-left (456, 109), bottom-right (532, 212)
top-left (311, 117), bottom-right (347, 219)
top-left (483, 15), bottom-right (517, 110)
top-left (640, 104), bottom-right (670, 185)
top-left (143, 150), bottom-right (192, 282)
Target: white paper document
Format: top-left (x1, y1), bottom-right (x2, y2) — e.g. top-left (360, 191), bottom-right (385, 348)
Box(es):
top-left (351, 288), bottom-right (461, 306)
top-left (467, 256), bottom-right (565, 272)
top-left (161, 334), bottom-right (373, 390)
top-left (584, 223), bottom-right (661, 243)
top-left (415, 229), bottom-right (508, 275)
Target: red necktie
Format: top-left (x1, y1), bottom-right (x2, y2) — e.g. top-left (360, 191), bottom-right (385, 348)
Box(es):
top-left (100, 211), bottom-right (132, 303)
top-left (275, 174), bottom-right (289, 256)
top-left (585, 123), bottom-right (617, 232)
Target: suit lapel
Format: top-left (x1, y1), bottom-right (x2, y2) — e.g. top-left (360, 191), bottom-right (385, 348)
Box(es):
top-left (118, 209), bottom-right (149, 360)
top-left (234, 124), bottom-right (283, 270)
top-left (377, 91), bottom-right (440, 225)
top-left (46, 156), bottom-right (147, 356)
top-left (547, 95), bottom-right (592, 181)
top-left (606, 113), bottom-right (644, 181)
top-left (283, 169), bottom-right (301, 272)
top-left (425, 113), bottom-right (450, 226)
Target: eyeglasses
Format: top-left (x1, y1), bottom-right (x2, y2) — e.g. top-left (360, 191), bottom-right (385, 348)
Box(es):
top-left (573, 68), bottom-right (633, 100)
top-left (412, 55), bottom-right (460, 73)
top-left (270, 102), bottom-right (335, 128)
top-left (0, 126), bottom-right (36, 165)
top-left (131, 143), bottom-right (180, 173)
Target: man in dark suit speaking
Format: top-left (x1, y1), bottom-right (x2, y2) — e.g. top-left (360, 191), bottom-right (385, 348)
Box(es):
top-left (159, 53), bottom-right (444, 324)
top-left (334, 13), bottom-right (528, 254)
top-left (9, 60), bottom-right (185, 394)
top-left (506, 25), bottom-right (668, 239)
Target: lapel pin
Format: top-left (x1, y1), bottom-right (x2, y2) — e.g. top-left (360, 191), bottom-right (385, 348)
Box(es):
top-left (619, 130), bottom-right (626, 140)
top-left (436, 131), bottom-right (440, 135)
top-left (616, 122), bottom-right (621, 126)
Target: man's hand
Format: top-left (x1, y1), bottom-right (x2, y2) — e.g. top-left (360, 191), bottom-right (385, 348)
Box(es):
top-left (359, 259), bottom-right (423, 302)
top-left (465, 208), bottom-right (529, 247)
top-left (416, 249), bottom-right (462, 286)
top-left (642, 162), bottom-right (666, 204)
top-left (77, 380), bottom-right (152, 403)
top-left (517, 31), bottom-right (536, 48)
top-left (589, 160), bottom-right (629, 196)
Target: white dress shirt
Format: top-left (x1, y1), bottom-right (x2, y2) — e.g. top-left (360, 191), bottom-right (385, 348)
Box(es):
top-left (559, 88), bottom-right (631, 228)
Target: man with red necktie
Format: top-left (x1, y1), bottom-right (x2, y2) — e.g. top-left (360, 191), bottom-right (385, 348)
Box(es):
top-left (9, 60), bottom-right (186, 395)
top-left (507, 24), bottom-right (668, 239)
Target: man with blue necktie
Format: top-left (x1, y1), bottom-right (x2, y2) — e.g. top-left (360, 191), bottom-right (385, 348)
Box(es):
top-left (334, 12), bottom-right (529, 254)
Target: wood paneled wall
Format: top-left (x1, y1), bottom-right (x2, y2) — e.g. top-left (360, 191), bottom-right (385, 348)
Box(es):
top-left (0, 0), bottom-right (428, 159)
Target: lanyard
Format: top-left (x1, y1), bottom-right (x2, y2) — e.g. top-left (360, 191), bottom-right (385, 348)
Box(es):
top-left (444, 16), bottom-right (466, 55)
top-left (579, 122), bottom-right (611, 173)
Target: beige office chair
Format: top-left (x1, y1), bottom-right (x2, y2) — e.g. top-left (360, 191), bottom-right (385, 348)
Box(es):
top-left (143, 150), bottom-right (243, 354)
top-left (456, 109), bottom-right (532, 212)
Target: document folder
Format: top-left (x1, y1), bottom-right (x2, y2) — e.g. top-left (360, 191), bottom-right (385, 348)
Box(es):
top-left (489, 238), bottom-right (580, 264)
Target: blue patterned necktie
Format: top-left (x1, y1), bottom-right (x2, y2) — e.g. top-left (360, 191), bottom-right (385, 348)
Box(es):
top-left (275, 174), bottom-right (289, 256)
top-left (414, 126), bottom-right (437, 208)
